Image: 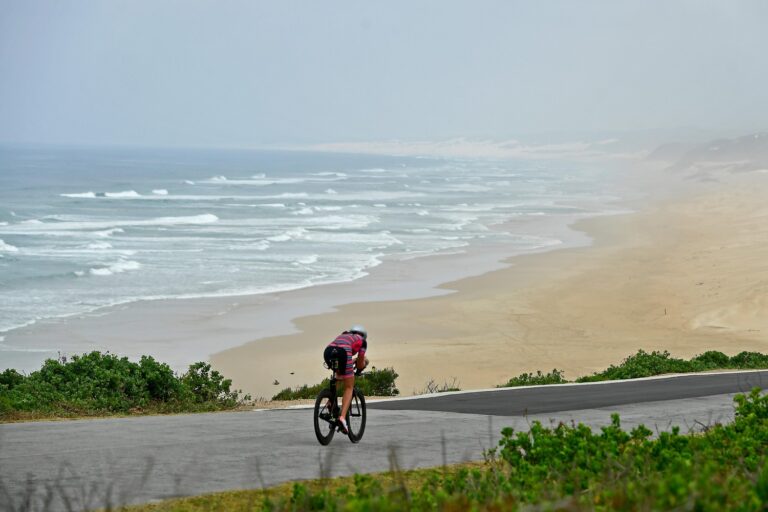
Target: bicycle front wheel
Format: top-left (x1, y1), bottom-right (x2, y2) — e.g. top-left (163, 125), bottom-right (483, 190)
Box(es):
top-left (347, 388), bottom-right (366, 443)
top-left (314, 388), bottom-right (336, 445)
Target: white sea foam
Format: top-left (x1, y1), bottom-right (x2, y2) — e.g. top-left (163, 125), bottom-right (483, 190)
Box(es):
top-left (300, 215), bottom-right (377, 230)
top-left (277, 192), bottom-right (308, 198)
top-left (3, 214), bottom-right (219, 233)
top-left (62, 190), bottom-right (149, 199)
top-left (325, 188), bottom-right (338, 194)
top-left (86, 241), bottom-right (113, 250)
top-left (105, 190), bottom-right (141, 198)
top-left (315, 206), bottom-right (342, 211)
top-left (313, 172), bottom-right (347, 177)
top-left (203, 176), bottom-right (308, 186)
top-left (21, 219), bottom-right (43, 224)
top-left (0, 239), bottom-right (19, 252)
top-left (320, 191), bottom-right (425, 201)
top-left (296, 254), bottom-right (319, 265)
top-left (184, 180), bottom-right (196, 185)
top-left (89, 260), bottom-right (141, 276)
top-left (152, 189), bottom-right (169, 195)
top-left (0, 222), bottom-right (7, 226)
top-left (93, 228), bottom-right (125, 238)
top-left (305, 231), bottom-right (402, 248)
top-left (293, 207), bottom-right (314, 215)
top-left (267, 227), bottom-right (307, 242)
top-left (61, 191), bottom-right (97, 198)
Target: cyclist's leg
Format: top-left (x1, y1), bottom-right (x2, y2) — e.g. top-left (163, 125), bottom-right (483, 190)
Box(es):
top-left (340, 375), bottom-right (355, 419)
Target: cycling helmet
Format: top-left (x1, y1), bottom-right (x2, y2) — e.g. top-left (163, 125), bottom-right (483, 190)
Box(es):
top-left (349, 324), bottom-right (367, 340)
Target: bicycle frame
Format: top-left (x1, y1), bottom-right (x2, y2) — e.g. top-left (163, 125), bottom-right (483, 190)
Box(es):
top-left (321, 371), bottom-right (363, 426)
top-left (315, 367), bottom-right (367, 444)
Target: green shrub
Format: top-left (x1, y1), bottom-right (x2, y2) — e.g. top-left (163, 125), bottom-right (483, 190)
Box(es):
top-left (272, 381), bottom-right (328, 401)
top-left (180, 361), bottom-right (240, 405)
top-left (271, 366), bottom-right (399, 400)
top-left (692, 350), bottom-right (730, 367)
top-left (0, 351), bottom-right (248, 420)
top-left (0, 368), bottom-right (25, 391)
top-left (576, 349), bottom-right (699, 382)
top-left (575, 349), bottom-right (768, 383)
top-left (357, 367), bottom-right (399, 396)
top-left (499, 369), bottom-right (567, 387)
top-left (730, 351), bottom-right (768, 368)
top-left (497, 350), bottom-right (768, 389)
top-left (489, 388), bottom-right (768, 509)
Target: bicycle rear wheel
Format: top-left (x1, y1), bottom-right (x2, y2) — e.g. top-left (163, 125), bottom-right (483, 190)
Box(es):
top-left (314, 388), bottom-right (336, 445)
top-left (347, 388), bottom-right (366, 443)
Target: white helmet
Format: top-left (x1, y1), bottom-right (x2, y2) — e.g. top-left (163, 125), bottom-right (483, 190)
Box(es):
top-left (349, 324), bottom-right (367, 340)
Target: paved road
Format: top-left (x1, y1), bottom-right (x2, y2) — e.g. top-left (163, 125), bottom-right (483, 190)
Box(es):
top-left (1, 371), bottom-right (765, 512)
top-left (369, 369), bottom-right (768, 415)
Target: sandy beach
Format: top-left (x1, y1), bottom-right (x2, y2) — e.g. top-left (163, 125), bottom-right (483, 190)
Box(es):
top-left (212, 167), bottom-right (768, 399)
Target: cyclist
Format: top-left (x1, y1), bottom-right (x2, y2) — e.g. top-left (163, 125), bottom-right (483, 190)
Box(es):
top-left (323, 324), bottom-right (368, 434)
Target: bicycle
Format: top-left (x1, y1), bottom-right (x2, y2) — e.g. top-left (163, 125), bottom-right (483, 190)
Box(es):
top-left (313, 367), bottom-right (367, 445)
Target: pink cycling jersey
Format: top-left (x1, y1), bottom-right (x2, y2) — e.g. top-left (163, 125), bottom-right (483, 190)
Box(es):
top-left (329, 332), bottom-right (366, 378)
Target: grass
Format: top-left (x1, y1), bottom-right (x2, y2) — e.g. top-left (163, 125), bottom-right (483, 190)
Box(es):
top-left (418, 377), bottom-right (461, 394)
top-left (118, 462), bottom-right (487, 512)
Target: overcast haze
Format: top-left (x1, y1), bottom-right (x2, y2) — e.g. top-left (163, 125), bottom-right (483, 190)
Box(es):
top-left (1, 0), bottom-right (767, 148)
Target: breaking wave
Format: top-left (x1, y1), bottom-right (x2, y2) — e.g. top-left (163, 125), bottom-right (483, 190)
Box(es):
top-left (89, 260), bottom-right (142, 277)
top-left (0, 239), bottom-right (19, 252)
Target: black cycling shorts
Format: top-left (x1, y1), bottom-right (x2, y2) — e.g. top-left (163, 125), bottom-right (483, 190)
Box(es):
top-left (323, 345), bottom-right (347, 373)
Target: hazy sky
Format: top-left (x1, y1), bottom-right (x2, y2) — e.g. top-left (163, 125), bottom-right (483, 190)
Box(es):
top-left (1, 1), bottom-right (767, 148)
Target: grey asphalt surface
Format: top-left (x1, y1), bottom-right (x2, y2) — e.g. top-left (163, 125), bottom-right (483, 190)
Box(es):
top-left (369, 369), bottom-right (768, 415)
top-left (1, 371), bottom-right (765, 512)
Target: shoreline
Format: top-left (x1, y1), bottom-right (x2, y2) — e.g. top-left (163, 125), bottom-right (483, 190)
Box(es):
top-left (1, 188), bottom-right (618, 373)
top-left (211, 168), bottom-right (768, 399)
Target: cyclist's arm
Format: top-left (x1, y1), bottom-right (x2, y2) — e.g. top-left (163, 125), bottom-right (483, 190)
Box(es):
top-left (355, 338), bottom-right (368, 370)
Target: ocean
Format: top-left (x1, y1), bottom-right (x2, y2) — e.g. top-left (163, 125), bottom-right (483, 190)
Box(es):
top-left (0, 146), bottom-right (622, 369)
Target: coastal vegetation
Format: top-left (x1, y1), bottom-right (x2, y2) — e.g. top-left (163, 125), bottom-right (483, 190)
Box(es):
top-left (499, 369), bottom-right (568, 387)
top-left (499, 349), bottom-right (768, 388)
top-left (576, 349), bottom-right (768, 382)
top-left (271, 367), bottom-right (399, 400)
top-left (124, 389), bottom-right (768, 511)
top-left (418, 377), bottom-right (462, 394)
top-left (3, 349), bottom-right (767, 421)
top-left (0, 351), bottom-right (249, 421)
